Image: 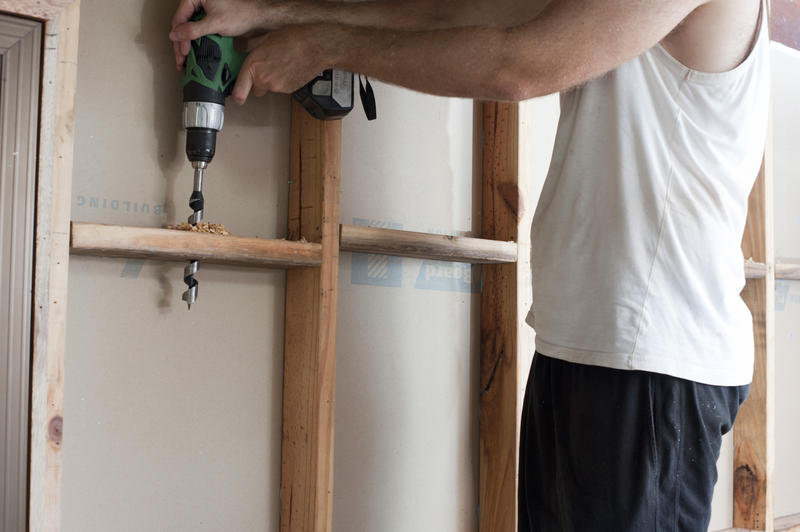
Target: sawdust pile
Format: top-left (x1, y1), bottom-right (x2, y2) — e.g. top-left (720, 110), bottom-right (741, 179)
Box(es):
top-left (168, 222), bottom-right (232, 236)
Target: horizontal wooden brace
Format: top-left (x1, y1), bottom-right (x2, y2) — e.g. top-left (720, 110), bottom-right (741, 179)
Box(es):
top-left (775, 513), bottom-right (800, 532)
top-left (339, 224), bottom-right (518, 264)
top-left (72, 223), bottom-right (799, 278)
top-left (776, 263), bottom-right (800, 281)
top-left (744, 261), bottom-right (800, 281)
top-left (746, 261), bottom-right (769, 279)
top-left (721, 512), bottom-right (800, 532)
top-left (69, 222), bottom-right (322, 268)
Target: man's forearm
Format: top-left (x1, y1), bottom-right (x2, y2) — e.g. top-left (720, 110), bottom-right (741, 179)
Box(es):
top-left (328, 24), bottom-right (531, 101)
top-left (271, 0), bottom-right (541, 31)
top-left (226, 0), bottom-right (706, 103)
top-left (272, 0), bottom-right (439, 30)
top-left (322, 0), bottom-right (706, 103)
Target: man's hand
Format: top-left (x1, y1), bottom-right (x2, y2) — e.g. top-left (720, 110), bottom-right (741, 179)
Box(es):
top-left (231, 24), bottom-right (332, 103)
top-left (170, 0), bottom-right (285, 70)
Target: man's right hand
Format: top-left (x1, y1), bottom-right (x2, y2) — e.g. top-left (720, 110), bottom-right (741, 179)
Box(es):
top-left (170, 0), bottom-right (284, 71)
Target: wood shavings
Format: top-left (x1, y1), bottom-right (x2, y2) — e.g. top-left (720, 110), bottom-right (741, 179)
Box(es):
top-left (167, 222), bottom-right (232, 236)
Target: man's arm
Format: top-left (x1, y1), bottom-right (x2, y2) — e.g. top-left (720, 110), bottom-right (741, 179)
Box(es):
top-left (170, 0), bottom-right (549, 69)
top-left (229, 0), bottom-right (709, 103)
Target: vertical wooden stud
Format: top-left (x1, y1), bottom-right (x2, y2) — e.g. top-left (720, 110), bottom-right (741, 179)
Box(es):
top-left (735, 131), bottom-right (775, 529)
top-left (280, 100), bottom-right (341, 532)
top-left (28, 3), bottom-right (80, 531)
top-left (479, 101), bottom-right (521, 532)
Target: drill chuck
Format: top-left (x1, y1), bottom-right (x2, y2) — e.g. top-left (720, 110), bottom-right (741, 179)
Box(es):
top-left (183, 101), bottom-right (224, 163)
top-left (183, 101), bottom-right (224, 130)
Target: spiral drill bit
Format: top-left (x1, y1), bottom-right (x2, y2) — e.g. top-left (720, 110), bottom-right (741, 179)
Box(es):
top-left (180, 12), bottom-right (247, 309)
top-left (182, 162), bottom-right (206, 309)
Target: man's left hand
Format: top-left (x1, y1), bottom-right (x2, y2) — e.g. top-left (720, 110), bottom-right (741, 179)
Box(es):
top-left (232, 24), bottom-right (336, 104)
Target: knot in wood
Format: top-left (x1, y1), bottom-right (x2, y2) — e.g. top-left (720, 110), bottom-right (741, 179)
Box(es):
top-left (48, 415), bottom-right (63, 445)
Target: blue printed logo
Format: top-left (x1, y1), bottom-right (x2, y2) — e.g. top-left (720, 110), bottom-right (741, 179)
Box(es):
top-left (414, 261), bottom-right (481, 293)
top-left (350, 218), bottom-right (403, 287)
top-left (776, 280), bottom-right (790, 312)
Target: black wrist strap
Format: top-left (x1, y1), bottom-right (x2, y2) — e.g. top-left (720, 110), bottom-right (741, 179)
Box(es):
top-left (359, 75), bottom-right (377, 121)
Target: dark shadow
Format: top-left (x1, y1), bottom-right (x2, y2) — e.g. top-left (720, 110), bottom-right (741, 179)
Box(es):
top-left (136, 0), bottom-right (184, 310)
top-left (157, 264), bottom-right (173, 311)
top-left (136, 0), bottom-right (183, 224)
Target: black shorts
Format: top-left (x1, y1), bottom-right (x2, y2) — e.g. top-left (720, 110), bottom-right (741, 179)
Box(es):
top-left (518, 352), bottom-right (749, 532)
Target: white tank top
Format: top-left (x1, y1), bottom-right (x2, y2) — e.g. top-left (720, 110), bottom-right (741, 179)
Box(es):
top-left (526, 5), bottom-right (770, 385)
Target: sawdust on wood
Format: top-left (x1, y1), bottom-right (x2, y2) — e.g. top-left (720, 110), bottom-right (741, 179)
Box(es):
top-left (168, 222), bottom-right (232, 236)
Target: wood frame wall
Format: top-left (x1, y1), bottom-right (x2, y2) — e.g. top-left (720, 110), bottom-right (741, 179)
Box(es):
top-left (6, 0), bottom-right (788, 530)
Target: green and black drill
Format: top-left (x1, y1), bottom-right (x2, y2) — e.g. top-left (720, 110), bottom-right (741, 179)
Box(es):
top-left (180, 18), bottom-right (355, 309)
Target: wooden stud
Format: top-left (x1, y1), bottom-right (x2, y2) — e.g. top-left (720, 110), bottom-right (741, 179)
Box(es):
top-left (339, 224), bottom-right (518, 264)
top-left (479, 101), bottom-right (521, 532)
top-left (27, 2), bottom-right (80, 531)
top-left (280, 100), bottom-right (340, 532)
top-left (735, 134), bottom-right (775, 529)
top-left (69, 222), bottom-right (322, 268)
top-left (0, 0), bottom-right (72, 21)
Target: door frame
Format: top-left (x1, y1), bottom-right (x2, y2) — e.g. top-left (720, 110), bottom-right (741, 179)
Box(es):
top-left (0, 1), bottom-right (80, 530)
top-left (0, 12), bottom-right (41, 532)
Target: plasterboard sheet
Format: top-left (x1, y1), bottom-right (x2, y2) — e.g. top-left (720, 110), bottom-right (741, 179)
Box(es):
top-left (62, 1), bottom-right (288, 531)
top-left (336, 83), bottom-right (479, 532)
top-left (771, 42), bottom-right (800, 520)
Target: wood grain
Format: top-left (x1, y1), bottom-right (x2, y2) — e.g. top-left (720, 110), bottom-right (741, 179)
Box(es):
top-left (27, 2), bottom-right (79, 531)
top-left (479, 101), bottom-right (521, 532)
top-left (0, 0), bottom-right (72, 21)
top-left (339, 224), bottom-right (518, 264)
top-left (69, 222), bottom-right (322, 268)
top-left (281, 100), bottom-right (340, 532)
top-left (735, 135), bottom-right (775, 529)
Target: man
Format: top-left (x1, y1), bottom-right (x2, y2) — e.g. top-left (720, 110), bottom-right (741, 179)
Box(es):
top-left (170, 0), bottom-right (769, 529)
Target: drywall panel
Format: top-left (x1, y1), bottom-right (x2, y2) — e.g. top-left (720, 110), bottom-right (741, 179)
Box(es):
top-left (771, 42), bottom-right (800, 520)
top-left (62, 1), bottom-right (288, 531)
top-left (711, 433), bottom-right (736, 531)
top-left (336, 83), bottom-right (478, 532)
top-left (518, 94), bottom-right (561, 404)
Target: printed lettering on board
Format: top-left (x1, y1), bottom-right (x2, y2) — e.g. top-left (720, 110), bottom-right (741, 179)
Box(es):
top-left (414, 260), bottom-right (481, 293)
top-left (350, 218), bottom-right (403, 287)
top-left (74, 194), bottom-right (164, 216)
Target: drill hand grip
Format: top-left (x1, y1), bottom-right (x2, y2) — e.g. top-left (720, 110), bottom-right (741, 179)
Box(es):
top-left (182, 12), bottom-right (247, 104)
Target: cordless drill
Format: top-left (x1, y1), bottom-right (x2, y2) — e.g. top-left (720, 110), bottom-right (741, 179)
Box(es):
top-left (180, 17), bottom-right (355, 309)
